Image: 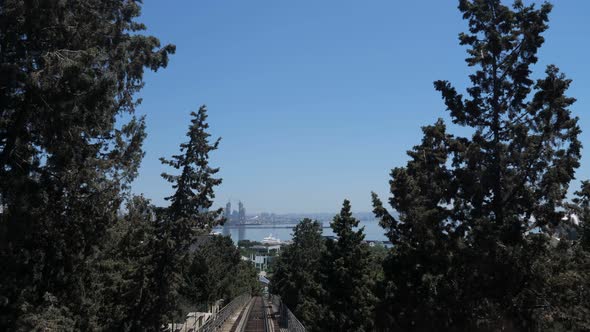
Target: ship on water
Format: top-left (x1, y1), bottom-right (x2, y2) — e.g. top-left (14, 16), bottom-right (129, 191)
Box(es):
top-left (261, 234), bottom-right (281, 245)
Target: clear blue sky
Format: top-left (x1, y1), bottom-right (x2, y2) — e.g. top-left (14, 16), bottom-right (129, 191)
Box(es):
top-left (132, 1), bottom-right (589, 214)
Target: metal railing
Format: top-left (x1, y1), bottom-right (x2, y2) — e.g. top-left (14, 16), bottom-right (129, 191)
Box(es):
top-left (270, 295), bottom-right (306, 332)
top-left (263, 301), bottom-right (271, 332)
top-left (197, 293), bottom-right (251, 332)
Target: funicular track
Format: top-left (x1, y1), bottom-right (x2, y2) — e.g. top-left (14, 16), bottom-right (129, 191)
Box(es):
top-left (239, 296), bottom-right (279, 332)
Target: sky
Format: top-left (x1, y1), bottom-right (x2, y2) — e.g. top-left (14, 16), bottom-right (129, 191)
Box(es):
top-left (131, 1), bottom-right (590, 214)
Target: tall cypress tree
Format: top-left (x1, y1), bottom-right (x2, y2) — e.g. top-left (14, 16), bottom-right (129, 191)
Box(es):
top-left (148, 106), bottom-right (223, 328)
top-left (0, 1), bottom-right (174, 329)
top-left (321, 200), bottom-right (375, 332)
top-left (373, 0), bottom-right (581, 330)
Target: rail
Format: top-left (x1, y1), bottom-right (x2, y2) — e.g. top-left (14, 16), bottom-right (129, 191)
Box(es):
top-left (197, 293), bottom-right (251, 332)
top-left (243, 297), bottom-right (265, 332)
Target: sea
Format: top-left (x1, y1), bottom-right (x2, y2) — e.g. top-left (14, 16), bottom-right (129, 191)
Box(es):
top-left (213, 219), bottom-right (388, 244)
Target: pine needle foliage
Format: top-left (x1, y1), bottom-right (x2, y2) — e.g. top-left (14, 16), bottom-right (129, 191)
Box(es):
top-left (373, 1), bottom-right (583, 330)
top-left (0, 0), bottom-right (174, 329)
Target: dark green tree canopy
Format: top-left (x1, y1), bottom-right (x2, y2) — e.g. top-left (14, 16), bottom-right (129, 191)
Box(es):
top-left (373, 1), bottom-right (583, 330)
top-left (434, 0), bottom-right (580, 238)
top-left (183, 235), bottom-right (258, 309)
top-left (145, 106), bottom-right (224, 329)
top-left (160, 106), bottom-right (223, 236)
top-left (571, 181), bottom-right (590, 249)
top-left (321, 200), bottom-right (375, 332)
top-left (0, 0), bottom-right (174, 329)
top-left (94, 195), bottom-right (158, 332)
top-left (271, 218), bottom-right (325, 331)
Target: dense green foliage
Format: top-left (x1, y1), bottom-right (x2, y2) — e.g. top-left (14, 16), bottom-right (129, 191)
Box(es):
top-left (272, 206), bottom-right (377, 331)
top-left (271, 219), bottom-right (326, 331)
top-left (0, 0), bottom-right (173, 329)
top-left (572, 181), bottom-right (590, 249)
top-left (146, 106), bottom-right (225, 328)
top-left (272, 1), bottom-right (590, 332)
top-left (182, 235), bottom-right (258, 310)
top-left (370, 0), bottom-right (589, 330)
top-left (1, 0), bottom-right (589, 331)
top-left (320, 200), bottom-right (376, 332)
top-left (0, 2), bottom-right (256, 330)
top-left (93, 195), bottom-right (159, 331)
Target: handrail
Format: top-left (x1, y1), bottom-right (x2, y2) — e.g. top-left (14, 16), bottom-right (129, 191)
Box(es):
top-left (233, 297), bottom-right (254, 332)
top-left (197, 293), bottom-right (251, 332)
top-left (269, 295), bottom-right (306, 332)
top-left (263, 299), bottom-right (270, 332)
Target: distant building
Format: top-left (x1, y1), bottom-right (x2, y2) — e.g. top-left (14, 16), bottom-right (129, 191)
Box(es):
top-left (238, 201), bottom-right (246, 223)
top-left (248, 245), bottom-right (280, 271)
top-left (224, 201), bottom-right (231, 221)
top-left (224, 200), bottom-right (248, 224)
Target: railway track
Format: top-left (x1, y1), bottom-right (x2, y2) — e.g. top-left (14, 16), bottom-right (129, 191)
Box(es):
top-left (240, 296), bottom-right (279, 332)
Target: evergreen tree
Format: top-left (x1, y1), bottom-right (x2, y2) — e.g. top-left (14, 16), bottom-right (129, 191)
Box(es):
top-left (572, 181), bottom-right (590, 249)
top-left (14, 293), bottom-right (76, 332)
top-left (271, 218), bottom-right (326, 331)
top-left (232, 260), bottom-right (259, 298)
top-left (529, 181), bottom-right (590, 331)
top-left (372, 121), bottom-right (464, 331)
top-left (373, 0), bottom-right (582, 330)
top-left (321, 200), bottom-right (375, 332)
top-left (531, 239), bottom-right (590, 331)
top-left (148, 106), bottom-right (223, 328)
top-left (0, 1), bottom-right (174, 329)
top-left (93, 196), bottom-right (159, 331)
top-left (160, 106), bottom-right (223, 236)
top-left (182, 235), bottom-right (257, 309)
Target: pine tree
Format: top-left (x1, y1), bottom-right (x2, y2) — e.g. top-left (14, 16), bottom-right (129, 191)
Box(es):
top-left (149, 106), bottom-right (223, 328)
top-left (182, 235), bottom-right (258, 310)
top-left (0, 1), bottom-right (174, 329)
top-left (572, 181), bottom-right (590, 250)
top-left (532, 239), bottom-right (590, 331)
top-left (160, 106), bottom-right (223, 236)
top-left (373, 1), bottom-right (582, 330)
top-left (271, 218), bottom-right (326, 331)
top-left (321, 200), bottom-right (376, 332)
top-left (372, 121), bottom-right (461, 331)
top-left (93, 196), bottom-right (159, 331)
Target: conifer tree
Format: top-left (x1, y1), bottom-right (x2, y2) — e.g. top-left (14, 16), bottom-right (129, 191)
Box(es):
top-left (149, 106), bottom-right (223, 328)
top-left (271, 218), bottom-right (326, 331)
top-left (183, 235), bottom-right (258, 310)
top-left (373, 1), bottom-right (582, 330)
top-left (572, 181), bottom-right (590, 250)
top-left (160, 106), bottom-right (223, 237)
top-left (0, 1), bottom-right (174, 329)
top-left (321, 200), bottom-right (375, 332)
top-left (372, 121), bottom-right (461, 331)
top-left (94, 196), bottom-right (159, 331)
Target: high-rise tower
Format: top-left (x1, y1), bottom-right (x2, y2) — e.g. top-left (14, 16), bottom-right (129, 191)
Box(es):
top-left (238, 201), bottom-right (246, 223)
top-left (224, 201), bottom-right (232, 222)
